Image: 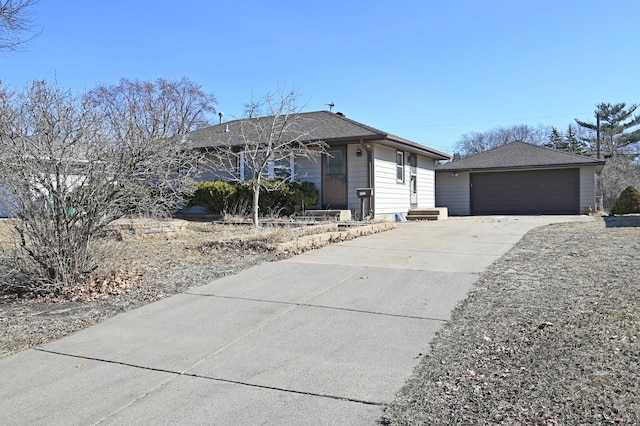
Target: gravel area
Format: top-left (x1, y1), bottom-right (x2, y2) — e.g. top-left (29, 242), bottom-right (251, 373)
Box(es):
top-left (382, 216), bottom-right (640, 425)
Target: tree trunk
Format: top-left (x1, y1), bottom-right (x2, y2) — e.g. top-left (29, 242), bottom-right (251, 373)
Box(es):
top-left (252, 179), bottom-right (260, 227)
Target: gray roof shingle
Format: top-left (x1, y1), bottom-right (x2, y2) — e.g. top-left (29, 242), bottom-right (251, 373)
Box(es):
top-left (436, 141), bottom-right (606, 171)
top-left (184, 110), bottom-right (450, 160)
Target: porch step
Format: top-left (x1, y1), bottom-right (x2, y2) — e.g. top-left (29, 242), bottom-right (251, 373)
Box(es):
top-left (301, 209), bottom-right (352, 222)
top-left (407, 207), bottom-right (448, 221)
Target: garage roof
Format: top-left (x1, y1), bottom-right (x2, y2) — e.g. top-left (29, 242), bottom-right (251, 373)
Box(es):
top-left (436, 141), bottom-right (606, 171)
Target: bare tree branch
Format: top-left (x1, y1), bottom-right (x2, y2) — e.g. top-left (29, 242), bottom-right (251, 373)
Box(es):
top-left (201, 88), bottom-right (327, 227)
top-left (0, 0), bottom-right (39, 52)
top-left (453, 124), bottom-right (551, 157)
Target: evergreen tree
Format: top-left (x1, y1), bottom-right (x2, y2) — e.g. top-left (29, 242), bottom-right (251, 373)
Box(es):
top-left (566, 124), bottom-right (587, 155)
top-left (549, 127), bottom-right (569, 151)
top-left (575, 103), bottom-right (640, 156)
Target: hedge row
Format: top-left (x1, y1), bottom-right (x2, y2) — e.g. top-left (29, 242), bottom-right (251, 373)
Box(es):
top-left (187, 180), bottom-right (319, 216)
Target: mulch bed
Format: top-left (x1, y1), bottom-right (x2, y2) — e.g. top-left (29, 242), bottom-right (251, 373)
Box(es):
top-left (382, 216), bottom-right (640, 425)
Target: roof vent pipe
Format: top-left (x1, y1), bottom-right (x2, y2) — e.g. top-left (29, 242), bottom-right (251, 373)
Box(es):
top-left (336, 112), bottom-right (345, 117)
top-left (224, 124), bottom-right (229, 132)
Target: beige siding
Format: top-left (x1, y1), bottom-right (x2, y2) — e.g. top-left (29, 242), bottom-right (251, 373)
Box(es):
top-left (435, 171), bottom-right (471, 215)
top-left (372, 145), bottom-right (410, 218)
top-left (416, 156), bottom-right (436, 209)
top-left (347, 144), bottom-right (370, 213)
top-left (579, 166), bottom-right (597, 213)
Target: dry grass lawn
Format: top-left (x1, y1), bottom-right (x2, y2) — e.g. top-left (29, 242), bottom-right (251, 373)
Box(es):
top-left (382, 216), bottom-right (640, 425)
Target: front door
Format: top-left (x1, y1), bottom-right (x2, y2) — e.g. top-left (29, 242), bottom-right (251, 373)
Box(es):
top-left (409, 154), bottom-right (418, 206)
top-left (322, 147), bottom-right (348, 209)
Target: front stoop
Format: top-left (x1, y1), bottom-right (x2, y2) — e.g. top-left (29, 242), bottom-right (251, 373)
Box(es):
top-left (407, 207), bottom-right (448, 221)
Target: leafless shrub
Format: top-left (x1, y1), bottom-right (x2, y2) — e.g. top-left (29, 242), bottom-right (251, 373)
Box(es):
top-left (0, 78), bottom-right (216, 295)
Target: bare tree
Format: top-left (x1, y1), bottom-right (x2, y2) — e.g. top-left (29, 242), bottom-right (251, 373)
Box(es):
top-left (83, 76), bottom-right (217, 216)
top-left (0, 79), bottom-right (213, 295)
top-left (454, 124), bottom-right (550, 157)
top-left (0, 0), bottom-right (39, 52)
top-left (85, 77), bottom-right (217, 140)
top-left (202, 88), bottom-right (327, 227)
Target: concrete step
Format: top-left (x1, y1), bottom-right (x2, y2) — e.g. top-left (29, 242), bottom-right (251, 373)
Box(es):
top-left (406, 214), bottom-right (440, 221)
top-left (406, 207), bottom-right (448, 221)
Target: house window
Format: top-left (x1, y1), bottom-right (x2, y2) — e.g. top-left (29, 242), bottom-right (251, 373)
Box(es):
top-left (272, 154), bottom-right (295, 180)
top-left (396, 151), bottom-right (405, 183)
top-left (239, 151), bottom-right (294, 181)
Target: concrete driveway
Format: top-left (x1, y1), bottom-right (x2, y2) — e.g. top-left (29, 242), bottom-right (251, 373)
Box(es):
top-left (0, 216), bottom-right (590, 425)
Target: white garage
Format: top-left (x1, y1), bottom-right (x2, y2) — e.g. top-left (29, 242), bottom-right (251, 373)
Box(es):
top-left (436, 142), bottom-right (606, 216)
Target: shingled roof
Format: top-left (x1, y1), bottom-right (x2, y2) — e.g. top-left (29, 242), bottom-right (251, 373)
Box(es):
top-left (184, 110), bottom-right (450, 160)
top-left (436, 141), bottom-right (606, 171)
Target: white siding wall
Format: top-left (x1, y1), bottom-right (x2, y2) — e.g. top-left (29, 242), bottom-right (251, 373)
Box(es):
top-left (416, 156), bottom-right (436, 209)
top-left (579, 166), bottom-right (597, 214)
top-left (371, 145), bottom-right (440, 219)
top-left (435, 171), bottom-right (471, 215)
top-left (347, 144), bottom-right (369, 213)
top-left (372, 145), bottom-right (410, 218)
top-left (295, 156), bottom-right (322, 208)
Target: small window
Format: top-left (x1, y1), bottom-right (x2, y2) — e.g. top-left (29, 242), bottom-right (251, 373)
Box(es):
top-left (396, 151), bottom-right (405, 183)
top-left (327, 150), bottom-right (344, 175)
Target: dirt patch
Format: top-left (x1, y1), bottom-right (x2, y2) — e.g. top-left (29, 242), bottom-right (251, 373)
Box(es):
top-left (0, 219), bottom-right (390, 358)
top-left (382, 217), bottom-right (640, 425)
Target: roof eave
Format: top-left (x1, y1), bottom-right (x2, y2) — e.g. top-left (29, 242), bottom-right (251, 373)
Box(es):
top-left (383, 135), bottom-right (451, 160)
top-left (436, 161), bottom-right (607, 173)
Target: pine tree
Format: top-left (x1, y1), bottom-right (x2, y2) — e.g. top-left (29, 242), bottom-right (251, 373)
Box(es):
top-left (549, 127), bottom-right (569, 151)
top-left (575, 103), bottom-right (640, 156)
top-left (565, 124), bottom-right (587, 155)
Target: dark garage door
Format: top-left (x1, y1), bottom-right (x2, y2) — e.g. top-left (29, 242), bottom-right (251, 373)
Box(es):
top-left (471, 168), bottom-right (579, 215)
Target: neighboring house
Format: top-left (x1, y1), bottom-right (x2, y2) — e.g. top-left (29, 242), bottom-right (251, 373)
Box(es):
top-left (185, 110), bottom-right (450, 221)
top-left (435, 141), bottom-right (606, 215)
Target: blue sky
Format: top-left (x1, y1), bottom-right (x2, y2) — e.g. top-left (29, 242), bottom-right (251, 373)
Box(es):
top-left (3, 0), bottom-right (639, 154)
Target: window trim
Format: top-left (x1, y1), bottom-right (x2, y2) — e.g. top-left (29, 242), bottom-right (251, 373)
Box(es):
top-left (396, 151), bottom-right (405, 183)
